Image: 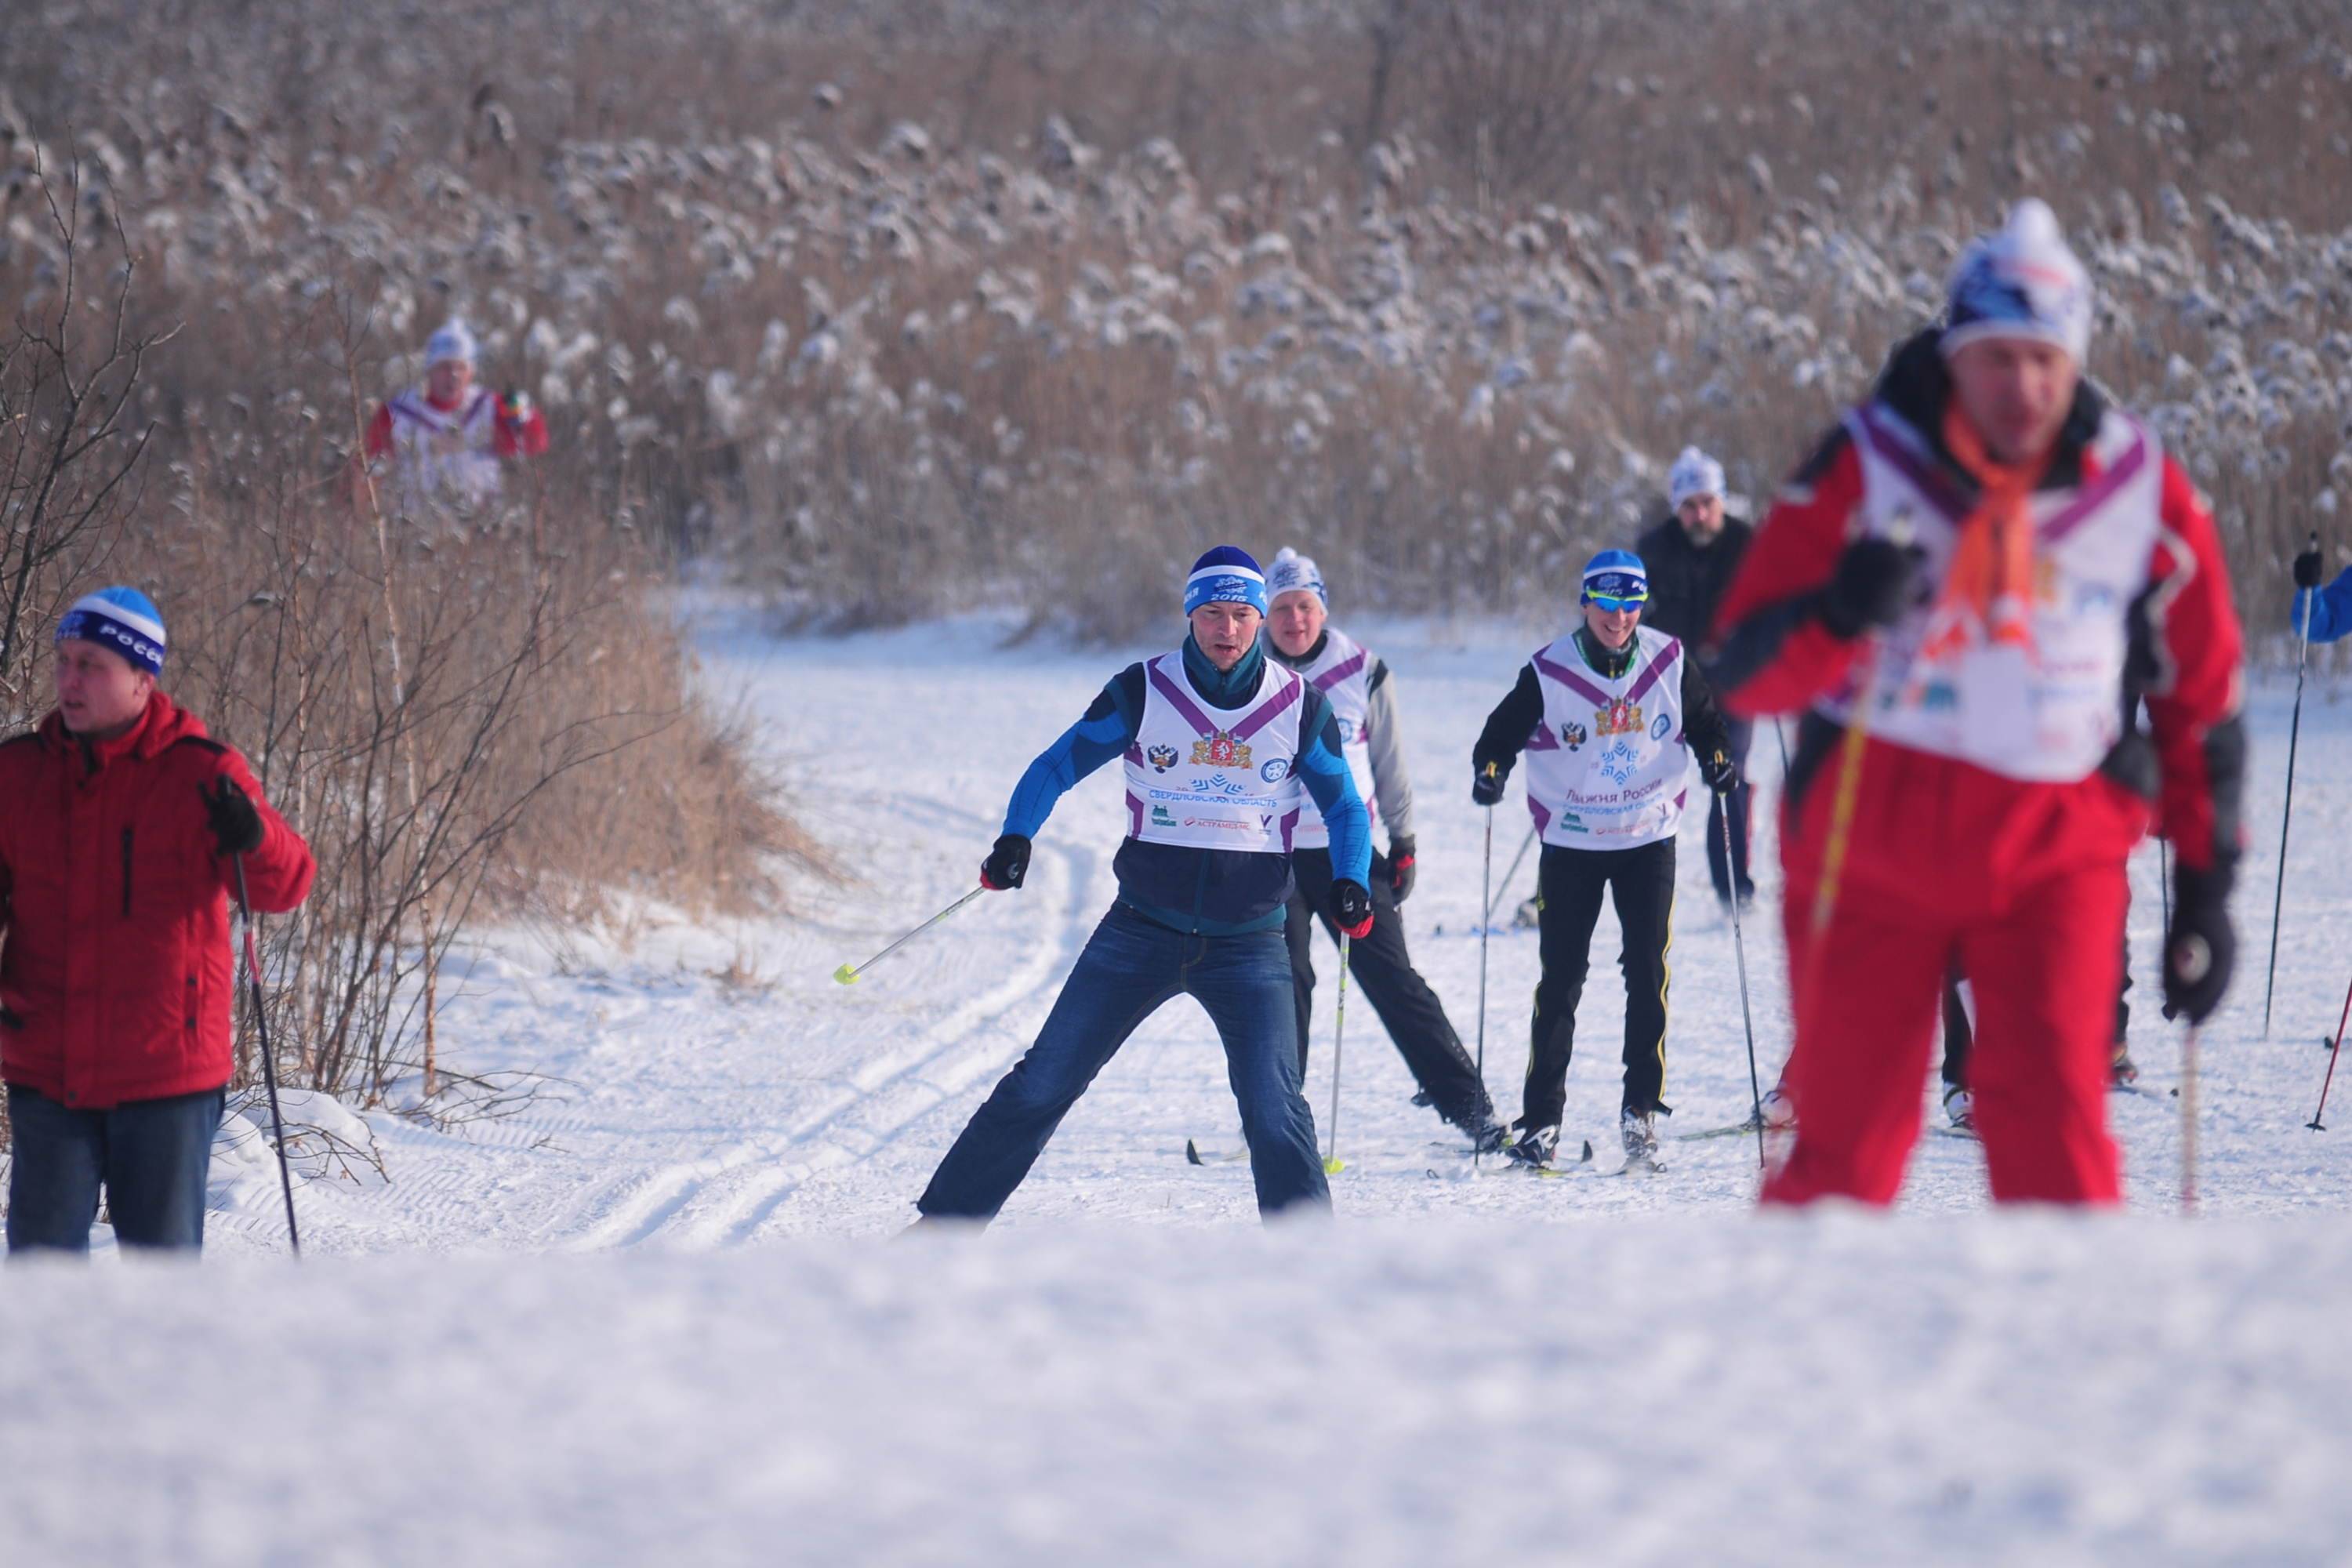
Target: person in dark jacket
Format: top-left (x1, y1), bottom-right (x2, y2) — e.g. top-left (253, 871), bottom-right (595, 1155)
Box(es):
top-left (913, 547), bottom-right (1372, 1225)
top-left (1635, 446), bottom-right (1758, 907)
top-left (1470, 551), bottom-right (1738, 1172)
top-left (2, 587), bottom-right (315, 1254)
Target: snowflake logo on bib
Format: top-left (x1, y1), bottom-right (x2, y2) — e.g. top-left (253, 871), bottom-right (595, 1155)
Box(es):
top-left (1147, 744), bottom-right (1180, 772)
top-left (1191, 730), bottom-right (1253, 769)
top-left (1598, 739), bottom-right (1641, 785)
top-left (1595, 698), bottom-right (1644, 738)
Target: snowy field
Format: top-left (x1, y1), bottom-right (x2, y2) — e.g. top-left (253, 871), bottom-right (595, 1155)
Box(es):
top-left (7, 608), bottom-right (2352, 1564)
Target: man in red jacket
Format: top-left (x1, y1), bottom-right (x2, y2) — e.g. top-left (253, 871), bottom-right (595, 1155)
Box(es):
top-left (2, 587), bottom-right (315, 1254)
top-left (1709, 200), bottom-right (2245, 1206)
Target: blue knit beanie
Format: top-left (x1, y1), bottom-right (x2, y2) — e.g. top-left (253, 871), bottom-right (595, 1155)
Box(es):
top-left (1185, 546), bottom-right (1269, 615)
top-left (1579, 550), bottom-right (1650, 607)
top-left (56, 586), bottom-right (167, 675)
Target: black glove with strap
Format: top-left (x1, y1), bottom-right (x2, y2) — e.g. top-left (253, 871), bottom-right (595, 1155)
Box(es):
top-left (1385, 836), bottom-right (1417, 904)
top-left (201, 776), bottom-right (265, 858)
top-left (1699, 749), bottom-right (1740, 796)
top-left (1472, 759), bottom-right (1508, 807)
top-left (1819, 537), bottom-right (1918, 639)
top-left (2162, 860), bottom-right (2236, 1024)
top-left (2294, 539), bottom-right (2325, 590)
top-left (979, 833), bottom-right (1031, 891)
top-left (1329, 878), bottom-right (1374, 940)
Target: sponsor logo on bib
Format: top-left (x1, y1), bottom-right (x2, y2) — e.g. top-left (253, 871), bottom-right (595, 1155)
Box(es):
top-left (1151, 803), bottom-right (1178, 827)
top-left (1192, 731), bottom-right (1253, 768)
top-left (1258, 758), bottom-right (1290, 782)
top-left (1650, 713), bottom-right (1671, 740)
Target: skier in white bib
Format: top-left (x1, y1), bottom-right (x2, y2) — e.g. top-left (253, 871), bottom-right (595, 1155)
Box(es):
top-left (355, 318), bottom-right (547, 519)
top-left (1262, 547), bottom-right (1504, 1151)
top-left (1471, 550), bottom-right (1738, 1171)
top-left (913, 547), bottom-right (1374, 1224)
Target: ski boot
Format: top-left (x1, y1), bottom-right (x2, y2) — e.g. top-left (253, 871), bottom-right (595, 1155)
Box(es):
top-left (1504, 1123), bottom-right (1561, 1169)
top-left (1620, 1107), bottom-right (1664, 1173)
top-left (1944, 1085), bottom-right (1976, 1132)
top-left (2109, 1044), bottom-right (2140, 1087)
top-left (1453, 1112), bottom-right (1511, 1155)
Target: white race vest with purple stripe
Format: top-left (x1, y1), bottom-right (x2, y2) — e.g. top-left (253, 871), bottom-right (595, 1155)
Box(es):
top-left (1828, 401), bottom-right (2161, 782)
top-left (1123, 651), bottom-right (1305, 855)
top-left (1288, 628), bottom-right (1378, 851)
top-left (387, 384), bottom-right (503, 510)
top-left (1520, 626), bottom-right (1690, 851)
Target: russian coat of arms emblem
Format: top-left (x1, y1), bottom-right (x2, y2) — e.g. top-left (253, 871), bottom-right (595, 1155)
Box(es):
top-left (1147, 744), bottom-right (1180, 772)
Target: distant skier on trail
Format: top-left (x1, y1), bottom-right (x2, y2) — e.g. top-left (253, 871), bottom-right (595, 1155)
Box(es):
top-left (1637, 446), bottom-right (1759, 910)
top-left (353, 318), bottom-right (548, 520)
top-left (1262, 547), bottom-right (1505, 1152)
top-left (911, 547), bottom-right (1373, 1224)
top-left (1708, 198), bottom-right (2246, 1207)
top-left (1470, 550), bottom-right (1739, 1173)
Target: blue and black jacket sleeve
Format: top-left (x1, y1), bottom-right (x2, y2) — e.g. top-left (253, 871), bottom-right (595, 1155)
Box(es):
top-left (1001, 666), bottom-right (1145, 838)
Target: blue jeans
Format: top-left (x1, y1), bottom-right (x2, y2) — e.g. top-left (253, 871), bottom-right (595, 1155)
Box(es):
top-left (918, 903), bottom-right (1330, 1221)
top-left (5, 1083), bottom-right (225, 1254)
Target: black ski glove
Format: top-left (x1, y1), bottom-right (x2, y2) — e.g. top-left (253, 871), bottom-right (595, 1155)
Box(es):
top-left (1699, 749), bottom-right (1740, 795)
top-left (979, 833), bottom-right (1031, 891)
top-left (1329, 878), bottom-right (1374, 940)
top-left (1818, 537), bottom-right (1918, 639)
top-left (1386, 836), bottom-right (1417, 904)
top-left (2294, 543), bottom-right (2325, 590)
top-left (201, 776), bottom-right (266, 858)
top-left (2162, 860), bottom-right (2236, 1025)
top-left (1471, 759), bottom-right (1509, 807)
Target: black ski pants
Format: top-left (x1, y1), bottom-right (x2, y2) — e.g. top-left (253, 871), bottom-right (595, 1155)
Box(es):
top-left (1705, 717), bottom-right (1756, 906)
top-left (1287, 847), bottom-right (1494, 1128)
top-left (1523, 837), bottom-right (1675, 1132)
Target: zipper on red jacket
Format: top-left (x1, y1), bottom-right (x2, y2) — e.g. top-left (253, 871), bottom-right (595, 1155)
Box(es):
top-left (122, 826), bottom-right (133, 916)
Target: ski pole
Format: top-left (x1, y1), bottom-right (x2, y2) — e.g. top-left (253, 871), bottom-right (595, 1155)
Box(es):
top-left (1483, 822), bottom-right (1537, 927)
top-left (231, 854), bottom-right (303, 1259)
top-left (2159, 838), bottom-right (2171, 932)
top-left (2263, 533), bottom-right (2318, 1038)
top-left (1473, 804), bottom-right (1494, 1171)
top-left (1722, 804), bottom-right (1766, 1171)
top-left (2180, 1022), bottom-right (2201, 1216)
top-left (1773, 717), bottom-right (1791, 778)
top-left (1323, 931), bottom-right (1351, 1175)
top-left (1800, 641), bottom-right (1886, 1049)
top-left (833, 885), bottom-right (987, 985)
top-left (2305, 968), bottom-right (2352, 1131)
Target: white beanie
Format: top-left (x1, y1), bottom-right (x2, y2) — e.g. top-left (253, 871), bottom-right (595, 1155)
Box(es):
top-left (1265, 546), bottom-right (1327, 604)
top-left (426, 318), bottom-right (479, 367)
top-left (1940, 199), bottom-right (2093, 365)
top-left (1668, 447), bottom-right (1725, 510)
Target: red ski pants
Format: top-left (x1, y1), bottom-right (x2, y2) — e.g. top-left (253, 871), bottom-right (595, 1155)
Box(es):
top-left (1762, 742), bottom-right (2140, 1207)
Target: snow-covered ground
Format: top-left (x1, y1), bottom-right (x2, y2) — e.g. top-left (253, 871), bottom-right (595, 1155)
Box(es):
top-left (6, 610), bottom-right (2352, 1564)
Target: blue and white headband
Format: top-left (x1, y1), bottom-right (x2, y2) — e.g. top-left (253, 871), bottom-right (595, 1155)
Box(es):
top-left (1184, 546), bottom-right (1269, 616)
top-left (56, 586), bottom-right (168, 676)
top-left (1580, 549), bottom-right (1649, 608)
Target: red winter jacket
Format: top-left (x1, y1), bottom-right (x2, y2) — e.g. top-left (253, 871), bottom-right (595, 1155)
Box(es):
top-left (1709, 332), bottom-right (2245, 913)
top-left (0, 691), bottom-right (314, 1109)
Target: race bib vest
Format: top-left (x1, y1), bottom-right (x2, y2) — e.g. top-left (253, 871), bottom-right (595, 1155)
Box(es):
top-left (387, 385), bottom-right (504, 511)
top-left (1825, 402), bottom-right (2161, 783)
top-left (1521, 626), bottom-right (1690, 850)
top-left (1124, 652), bottom-right (1305, 855)
top-left (1287, 628), bottom-right (1379, 851)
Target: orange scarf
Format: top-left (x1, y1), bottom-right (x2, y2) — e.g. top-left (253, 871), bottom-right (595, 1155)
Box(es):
top-left (1917, 405), bottom-right (2044, 662)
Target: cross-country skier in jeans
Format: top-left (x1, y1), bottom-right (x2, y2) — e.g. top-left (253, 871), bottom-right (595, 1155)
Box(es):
top-left (1637, 447), bottom-right (1758, 909)
top-left (2, 587), bottom-right (316, 1254)
top-left (914, 547), bottom-right (1373, 1223)
top-left (1709, 199), bottom-right (2245, 1206)
top-left (1471, 550), bottom-right (1738, 1172)
top-left (1262, 548), bottom-right (1504, 1151)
